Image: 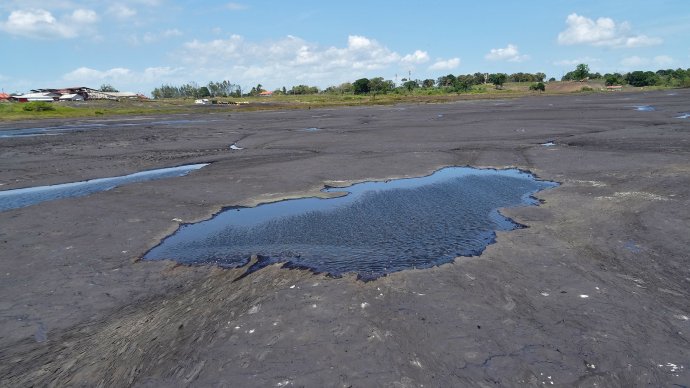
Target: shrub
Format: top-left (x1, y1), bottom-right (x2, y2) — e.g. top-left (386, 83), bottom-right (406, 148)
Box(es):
top-left (22, 102), bottom-right (56, 112)
top-left (580, 86), bottom-right (594, 92)
top-left (529, 82), bottom-right (546, 92)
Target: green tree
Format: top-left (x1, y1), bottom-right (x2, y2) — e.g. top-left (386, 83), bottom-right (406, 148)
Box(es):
top-left (403, 80), bottom-right (419, 92)
top-left (422, 79), bottom-right (435, 88)
top-left (488, 73), bottom-right (507, 89)
top-left (573, 63), bottom-right (590, 81)
top-left (529, 82), bottom-right (546, 92)
top-left (472, 72), bottom-right (486, 84)
top-left (625, 71), bottom-right (659, 87)
top-left (604, 73), bottom-right (624, 86)
top-left (353, 78), bottom-right (370, 94)
top-left (99, 84), bottom-right (119, 92)
top-left (453, 75), bottom-right (474, 92)
top-left (197, 86), bottom-right (211, 97)
top-left (437, 74), bottom-right (456, 88)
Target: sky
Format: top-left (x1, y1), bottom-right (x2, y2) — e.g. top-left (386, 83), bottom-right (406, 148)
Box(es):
top-left (0, 0), bottom-right (689, 95)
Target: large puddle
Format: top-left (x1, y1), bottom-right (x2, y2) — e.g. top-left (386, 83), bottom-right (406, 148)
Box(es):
top-left (0, 163), bottom-right (207, 211)
top-left (145, 167), bottom-right (558, 280)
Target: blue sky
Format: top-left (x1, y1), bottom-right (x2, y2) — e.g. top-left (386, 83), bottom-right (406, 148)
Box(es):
top-left (1, 0), bottom-right (688, 95)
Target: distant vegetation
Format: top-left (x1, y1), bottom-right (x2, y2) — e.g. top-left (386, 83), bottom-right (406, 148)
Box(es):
top-left (149, 64), bottom-right (689, 100)
top-left (151, 81), bottom-right (242, 99)
top-left (562, 63), bottom-right (690, 88)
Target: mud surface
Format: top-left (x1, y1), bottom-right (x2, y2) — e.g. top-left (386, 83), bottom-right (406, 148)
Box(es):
top-left (1, 90), bottom-right (689, 386)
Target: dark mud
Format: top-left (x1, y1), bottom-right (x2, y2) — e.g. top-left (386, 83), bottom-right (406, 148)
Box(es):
top-left (1, 90), bottom-right (689, 386)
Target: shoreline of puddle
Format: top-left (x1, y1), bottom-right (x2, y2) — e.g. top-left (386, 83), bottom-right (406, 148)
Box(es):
top-left (144, 166), bottom-right (559, 281)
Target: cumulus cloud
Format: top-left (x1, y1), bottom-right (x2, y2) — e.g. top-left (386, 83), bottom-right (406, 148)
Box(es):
top-left (176, 34), bottom-right (424, 86)
top-left (620, 55), bottom-right (675, 68)
top-left (107, 4), bottom-right (137, 20)
top-left (553, 57), bottom-right (600, 66)
top-left (558, 13), bottom-right (662, 48)
top-left (62, 66), bottom-right (184, 89)
top-left (653, 55), bottom-right (675, 66)
top-left (401, 50), bottom-right (430, 64)
top-left (0, 8), bottom-right (98, 39)
top-left (428, 58), bottom-right (461, 71)
top-left (128, 28), bottom-right (183, 45)
top-left (485, 44), bottom-right (529, 62)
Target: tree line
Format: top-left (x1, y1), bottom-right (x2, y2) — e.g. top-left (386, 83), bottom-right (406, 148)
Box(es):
top-left (151, 81), bottom-right (242, 99)
top-left (561, 64), bottom-right (690, 87)
top-left (149, 65), bottom-right (690, 98)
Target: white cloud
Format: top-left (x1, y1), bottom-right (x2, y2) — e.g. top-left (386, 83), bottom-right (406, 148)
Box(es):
top-left (428, 58), bottom-right (461, 71)
top-left (485, 44), bottom-right (529, 62)
top-left (0, 8), bottom-right (98, 39)
top-left (69, 9), bottom-right (98, 24)
top-left (654, 55), bottom-right (674, 66)
top-left (553, 57), bottom-right (600, 67)
top-left (129, 28), bottom-right (183, 45)
top-left (620, 56), bottom-right (648, 67)
top-left (62, 66), bottom-right (184, 90)
top-left (402, 50), bottom-right (430, 64)
top-left (620, 55), bottom-right (676, 68)
top-left (558, 13), bottom-right (662, 48)
top-left (107, 4), bottom-right (137, 20)
top-left (226, 2), bottom-right (248, 11)
top-left (176, 34), bottom-right (421, 85)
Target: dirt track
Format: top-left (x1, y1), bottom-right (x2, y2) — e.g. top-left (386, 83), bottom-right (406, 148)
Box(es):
top-left (1, 90), bottom-right (689, 386)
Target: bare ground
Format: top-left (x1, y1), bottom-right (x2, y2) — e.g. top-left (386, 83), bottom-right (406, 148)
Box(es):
top-left (0, 90), bottom-right (689, 387)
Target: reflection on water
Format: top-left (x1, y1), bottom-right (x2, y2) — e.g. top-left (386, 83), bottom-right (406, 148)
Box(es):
top-left (0, 164), bottom-right (208, 211)
top-left (145, 167), bottom-right (557, 280)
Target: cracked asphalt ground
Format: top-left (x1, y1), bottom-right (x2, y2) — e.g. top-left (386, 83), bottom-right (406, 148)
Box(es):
top-left (1, 90), bottom-right (689, 386)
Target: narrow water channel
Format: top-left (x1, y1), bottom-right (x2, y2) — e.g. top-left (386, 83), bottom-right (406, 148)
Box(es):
top-left (0, 163), bottom-right (208, 211)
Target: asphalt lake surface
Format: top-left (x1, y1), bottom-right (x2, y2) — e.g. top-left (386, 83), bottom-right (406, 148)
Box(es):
top-left (0, 163), bottom-right (208, 211)
top-left (145, 167), bottom-right (557, 280)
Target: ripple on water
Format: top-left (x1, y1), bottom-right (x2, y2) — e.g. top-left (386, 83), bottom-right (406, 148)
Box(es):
top-left (145, 167), bottom-right (558, 280)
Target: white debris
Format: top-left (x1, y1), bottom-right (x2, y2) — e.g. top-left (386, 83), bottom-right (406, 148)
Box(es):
top-left (248, 305), bottom-right (260, 314)
top-left (230, 144), bottom-right (244, 150)
top-left (289, 285), bottom-right (295, 289)
top-left (276, 380), bottom-right (292, 387)
top-left (248, 329), bottom-right (255, 334)
top-left (361, 302), bottom-right (369, 309)
top-left (580, 295), bottom-right (589, 298)
top-left (540, 292), bottom-right (550, 297)
top-left (234, 326), bottom-right (240, 330)
top-left (674, 314), bottom-right (689, 321)
top-left (172, 218), bottom-right (183, 222)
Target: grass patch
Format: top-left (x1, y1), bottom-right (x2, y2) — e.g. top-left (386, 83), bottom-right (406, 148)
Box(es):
top-left (0, 82), bottom-right (680, 121)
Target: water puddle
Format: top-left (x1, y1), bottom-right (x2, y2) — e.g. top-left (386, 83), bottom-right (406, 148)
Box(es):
top-left (634, 105), bottom-right (655, 111)
top-left (0, 119), bottom-right (214, 138)
top-left (300, 127), bottom-right (322, 132)
top-left (0, 163), bottom-right (208, 211)
top-left (144, 167), bottom-right (558, 280)
top-left (676, 113), bottom-right (690, 119)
